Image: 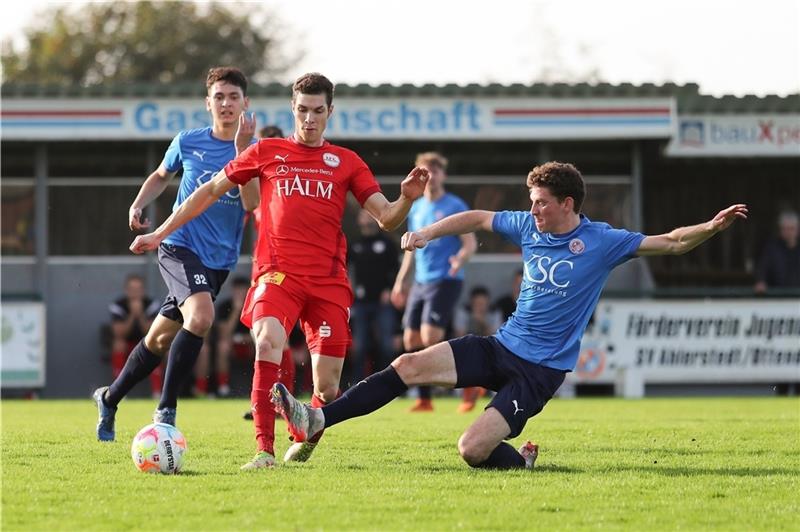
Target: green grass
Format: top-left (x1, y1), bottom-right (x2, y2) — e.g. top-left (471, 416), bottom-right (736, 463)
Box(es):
top-left (2, 397), bottom-right (799, 531)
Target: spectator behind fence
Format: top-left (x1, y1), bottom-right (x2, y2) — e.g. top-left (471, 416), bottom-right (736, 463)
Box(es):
top-left (108, 274), bottom-right (162, 399)
top-left (754, 210), bottom-right (800, 294)
top-left (493, 269), bottom-right (523, 322)
top-left (347, 209), bottom-right (400, 386)
top-left (453, 285), bottom-right (502, 412)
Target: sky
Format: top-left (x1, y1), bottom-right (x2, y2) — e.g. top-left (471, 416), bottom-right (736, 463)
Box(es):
top-left (1, 0), bottom-right (798, 97)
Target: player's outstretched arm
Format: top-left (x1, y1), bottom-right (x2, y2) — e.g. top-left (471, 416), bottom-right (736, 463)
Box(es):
top-left (129, 170), bottom-right (238, 254)
top-left (401, 210), bottom-right (495, 251)
top-left (363, 166), bottom-right (430, 231)
top-left (637, 204), bottom-right (748, 256)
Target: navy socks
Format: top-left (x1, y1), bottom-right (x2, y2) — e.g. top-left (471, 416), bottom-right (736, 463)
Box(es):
top-left (105, 340), bottom-right (162, 407)
top-left (322, 365), bottom-right (408, 428)
top-left (157, 328), bottom-right (204, 410)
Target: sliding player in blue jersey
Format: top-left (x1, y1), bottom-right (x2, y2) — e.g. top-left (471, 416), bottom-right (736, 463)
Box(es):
top-left (273, 161), bottom-right (747, 469)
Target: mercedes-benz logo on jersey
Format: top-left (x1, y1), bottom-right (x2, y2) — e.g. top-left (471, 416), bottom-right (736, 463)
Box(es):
top-left (512, 400), bottom-right (524, 416)
top-left (323, 152), bottom-right (340, 168)
top-left (569, 238), bottom-right (585, 255)
top-left (276, 164), bottom-right (289, 176)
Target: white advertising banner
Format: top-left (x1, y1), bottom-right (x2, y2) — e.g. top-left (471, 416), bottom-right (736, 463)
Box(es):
top-left (666, 114), bottom-right (800, 157)
top-left (575, 299), bottom-right (800, 384)
top-left (1, 97), bottom-right (675, 140)
top-left (1, 301), bottom-right (46, 388)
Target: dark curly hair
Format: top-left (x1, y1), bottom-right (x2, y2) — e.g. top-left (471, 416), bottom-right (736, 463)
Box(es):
top-left (206, 66), bottom-right (248, 96)
top-left (292, 72), bottom-right (334, 107)
top-left (526, 162), bottom-right (585, 213)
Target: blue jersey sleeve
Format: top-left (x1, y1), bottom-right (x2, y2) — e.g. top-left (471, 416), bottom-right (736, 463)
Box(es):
top-left (161, 133), bottom-right (183, 173)
top-left (602, 226), bottom-right (646, 267)
top-left (491, 211), bottom-right (527, 248)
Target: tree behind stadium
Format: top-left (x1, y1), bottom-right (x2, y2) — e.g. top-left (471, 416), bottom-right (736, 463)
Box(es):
top-left (1, 1), bottom-right (301, 86)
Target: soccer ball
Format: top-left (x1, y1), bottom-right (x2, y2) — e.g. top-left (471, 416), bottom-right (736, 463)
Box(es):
top-left (131, 423), bottom-right (187, 474)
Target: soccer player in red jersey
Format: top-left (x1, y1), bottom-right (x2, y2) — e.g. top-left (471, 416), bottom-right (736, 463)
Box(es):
top-left (131, 72), bottom-right (430, 469)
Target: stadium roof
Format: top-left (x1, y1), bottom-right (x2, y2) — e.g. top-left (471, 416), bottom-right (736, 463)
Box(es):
top-left (2, 82), bottom-right (797, 113)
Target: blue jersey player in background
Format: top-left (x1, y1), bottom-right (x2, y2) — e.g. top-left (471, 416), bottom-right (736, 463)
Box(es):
top-left (391, 152), bottom-right (476, 412)
top-left (273, 161), bottom-right (748, 470)
top-left (93, 67), bottom-right (260, 441)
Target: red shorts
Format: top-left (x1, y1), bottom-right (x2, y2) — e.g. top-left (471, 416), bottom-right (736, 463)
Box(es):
top-left (240, 272), bottom-right (352, 358)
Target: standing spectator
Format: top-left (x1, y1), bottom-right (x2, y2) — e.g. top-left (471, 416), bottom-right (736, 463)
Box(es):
top-left (493, 269), bottom-right (523, 322)
top-left (391, 151), bottom-right (477, 412)
top-left (348, 209), bottom-right (400, 386)
top-left (453, 285), bottom-right (502, 412)
top-left (754, 210), bottom-right (800, 293)
top-left (108, 274), bottom-right (162, 399)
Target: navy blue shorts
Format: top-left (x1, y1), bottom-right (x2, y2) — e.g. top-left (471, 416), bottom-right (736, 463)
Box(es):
top-left (157, 243), bottom-right (229, 323)
top-left (450, 334), bottom-right (566, 438)
top-left (403, 279), bottom-right (463, 330)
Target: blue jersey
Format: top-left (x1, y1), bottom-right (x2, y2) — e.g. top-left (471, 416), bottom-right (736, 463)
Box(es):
top-left (409, 193), bottom-right (469, 283)
top-left (161, 127), bottom-right (251, 270)
top-left (492, 211), bottom-right (645, 371)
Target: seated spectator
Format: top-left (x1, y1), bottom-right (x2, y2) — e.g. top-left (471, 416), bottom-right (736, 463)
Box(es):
top-left (108, 274), bottom-right (162, 399)
top-left (453, 285), bottom-right (502, 412)
top-left (754, 209), bottom-right (800, 293)
top-left (195, 276), bottom-right (251, 397)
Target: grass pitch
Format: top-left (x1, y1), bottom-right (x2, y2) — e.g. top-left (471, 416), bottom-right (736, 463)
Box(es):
top-left (2, 396), bottom-right (798, 531)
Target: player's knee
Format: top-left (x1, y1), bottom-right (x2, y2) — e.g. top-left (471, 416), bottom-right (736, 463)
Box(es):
top-left (254, 333), bottom-right (283, 362)
top-left (183, 313), bottom-right (213, 336)
top-left (457, 433), bottom-right (490, 467)
top-left (391, 352), bottom-right (422, 384)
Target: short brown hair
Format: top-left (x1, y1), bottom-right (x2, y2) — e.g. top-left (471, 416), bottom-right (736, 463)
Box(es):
top-left (206, 66), bottom-right (248, 96)
top-left (292, 72), bottom-right (334, 106)
top-left (259, 125), bottom-right (284, 139)
top-left (526, 162), bottom-right (585, 213)
top-left (415, 151), bottom-right (448, 170)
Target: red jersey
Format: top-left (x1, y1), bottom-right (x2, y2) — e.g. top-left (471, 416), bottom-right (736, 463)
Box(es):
top-left (225, 137), bottom-right (381, 279)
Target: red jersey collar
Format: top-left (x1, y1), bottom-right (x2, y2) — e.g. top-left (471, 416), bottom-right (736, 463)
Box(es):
top-left (287, 135), bottom-right (330, 149)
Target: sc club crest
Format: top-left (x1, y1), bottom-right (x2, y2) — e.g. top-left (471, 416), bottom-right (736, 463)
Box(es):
top-left (322, 153), bottom-right (340, 168)
top-left (569, 238), bottom-right (585, 255)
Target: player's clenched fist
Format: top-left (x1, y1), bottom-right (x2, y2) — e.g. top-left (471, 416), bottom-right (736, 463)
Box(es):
top-left (130, 233), bottom-right (163, 254)
top-left (401, 231), bottom-right (428, 251)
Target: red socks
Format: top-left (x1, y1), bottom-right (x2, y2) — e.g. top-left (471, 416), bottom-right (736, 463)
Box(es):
top-left (252, 360), bottom-right (280, 454)
top-left (279, 348), bottom-right (295, 393)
